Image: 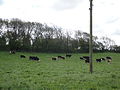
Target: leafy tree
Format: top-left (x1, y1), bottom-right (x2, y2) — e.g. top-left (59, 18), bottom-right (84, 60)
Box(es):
top-left (0, 18), bottom-right (118, 53)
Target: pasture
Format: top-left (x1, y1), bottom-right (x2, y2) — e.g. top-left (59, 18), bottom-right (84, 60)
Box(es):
top-left (0, 52), bottom-right (120, 90)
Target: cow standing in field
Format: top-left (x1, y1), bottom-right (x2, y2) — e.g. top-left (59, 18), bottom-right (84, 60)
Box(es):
top-left (66, 54), bottom-right (72, 58)
top-left (85, 59), bottom-right (90, 63)
top-left (106, 56), bottom-right (112, 60)
top-left (106, 56), bottom-right (112, 64)
top-left (80, 56), bottom-right (90, 63)
top-left (35, 56), bottom-right (39, 61)
top-left (57, 56), bottom-right (65, 60)
top-left (52, 57), bottom-right (57, 60)
top-left (83, 56), bottom-right (90, 63)
top-left (101, 58), bottom-right (106, 61)
top-left (58, 56), bottom-right (62, 59)
top-left (60, 56), bottom-right (65, 59)
top-left (29, 56), bottom-right (33, 60)
top-left (29, 56), bottom-right (40, 61)
top-left (20, 55), bottom-right (26, 58)
top-left (96, 58), bottom-right (102, 62)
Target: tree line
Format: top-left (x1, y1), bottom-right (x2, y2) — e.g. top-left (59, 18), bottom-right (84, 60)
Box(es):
top-left (0, 18), bottom-right (120, 53)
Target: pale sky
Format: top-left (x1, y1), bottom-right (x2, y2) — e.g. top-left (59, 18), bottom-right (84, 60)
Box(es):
top-left (0, 0), bottom-right (120, 45)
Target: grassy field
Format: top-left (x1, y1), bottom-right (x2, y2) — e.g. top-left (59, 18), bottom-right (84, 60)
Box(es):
top-left (0, 52), bottom-right (120, 90)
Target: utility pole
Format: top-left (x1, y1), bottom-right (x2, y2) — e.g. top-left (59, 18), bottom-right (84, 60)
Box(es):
top-left (89, 0), bottom-right (93, 73)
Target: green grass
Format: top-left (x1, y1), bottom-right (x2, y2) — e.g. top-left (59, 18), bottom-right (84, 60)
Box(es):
top-left (0, 52), bottom-right (120, 90)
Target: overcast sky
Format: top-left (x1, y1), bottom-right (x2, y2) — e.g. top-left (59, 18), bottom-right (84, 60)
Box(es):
top-left (0, 0), bottom-right (120, 45)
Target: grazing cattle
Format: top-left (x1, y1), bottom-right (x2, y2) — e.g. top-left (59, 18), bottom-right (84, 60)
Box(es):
top-left (57, 56), bottom-right (65, 60)
top-left (60, 56), bottom-right (65, 59)
top-left (79, 56), bottom-right (90, 63)
top-left (29, 56), bottom-right (34, 60)
top-left (34, 56), bottom-right (39, 61)
top-left (20, 55), bottom-right (26, 58)
top-left (83, 56), bottom-right (89, 59)
top-left (96, 58), bottom-right (102, 62)
top-left (106, 56), bottom-right (112, 64)
top-left (58, 56), bottom-right (62, 59)
top-left (101, 58), bottom-right (106, 61)
top-left (85, 59), bottom-right (90, 63)
top-left (66, 54), bottom-right (72, 58)
top-left (83, 56), bottom-right (90, 63)
top-left (106, 56), bottom-right (112, 60)
top-left (29, 56), bottom-right (40, 61)
top-left (52, 57), bottom-right (57, 60)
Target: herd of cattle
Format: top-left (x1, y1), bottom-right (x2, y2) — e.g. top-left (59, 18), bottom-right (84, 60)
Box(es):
top-left (9, 51), bottom-right (112, 63)
top-left (20, 54), bottom-right (72, 61)
top-left (52, 55), bottom-right (112, 64)
top-left (20, 55), bottom-right (40, 61)
top-left (80, 56), bottom-right (112, 64)
top-left (52, 54), bottom-right (72, 60)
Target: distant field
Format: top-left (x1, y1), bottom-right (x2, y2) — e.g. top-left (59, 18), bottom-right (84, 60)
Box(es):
top-left (0, 52), bottom-right (120, 90)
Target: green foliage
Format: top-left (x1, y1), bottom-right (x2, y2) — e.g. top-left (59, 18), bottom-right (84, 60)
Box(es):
top-left (0, 36), bottom-right (6, 50)
top-left (0, 18), bottom-right (119, 52)
top-left (0, 52), bottom-right (120, 90)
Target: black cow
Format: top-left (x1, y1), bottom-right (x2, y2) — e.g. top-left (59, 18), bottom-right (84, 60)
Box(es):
top-left (83, 56), bottom-right (90, 63)
top-left (29, 56), bottom-right (40, 61)
top-left (52, 57), bottom-right (57, 60)
top-left (85, 59), bottom-right (90, 63)
top-left (96, 58), bottom-right (102, 62)
top-left (101, 58), bottom-right (106, 61)
top-left (83, 56), bottom-right (89, 59)
top-left (66, 54), bottom-right (72, 58)
top-left (106, 56), bottom-right (112, 60)
top-left (60, 56), bottom-right (65, 59)
top-left (58, 56), bottom-right (62, 59)
top-left (35, 56), bottom-right (39, 61)
top-left (58, 56), bottom-right (65, 59)
top-left (20, 55), bottom-right (26, 58)
top-left (29, 56), bottom-right (33, 60)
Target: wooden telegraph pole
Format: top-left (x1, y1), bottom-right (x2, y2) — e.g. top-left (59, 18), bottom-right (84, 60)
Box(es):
top-left (89, 0), bottom-right (93, 73)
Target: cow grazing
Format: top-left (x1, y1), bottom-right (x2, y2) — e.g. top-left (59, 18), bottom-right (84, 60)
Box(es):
top-left (34, 56), bottom-right (39, 61)
top-left (66, 54), bottom-right (72, 58)
top-left (79, 56), bottom-right (90, 63)
top-left (20, 55), bottom-right (26, 58)
top-left (101, 58), bottom-right (106, 61)
top-left (29, 56), bottom-right (33, 60)
top-left (52, 57), bottom-right (57, 60)
top-left (83, 56), bottom-right (90, 63)
top-left (58, 56), bottom-right (65, 60)
top-left (58, 56), bottom-right (62, 59)
top-left (96, 58), bottom-right (102, 62)
top-left (29, 56), bottom-right (40, 61)
top-left (60, 56), bottom-right (65, 59)
top-left (83, 56), bottom-right (89, 60)
top-left (106, 56), bottom-right (112, 64)
top-left (85, 59), bottom-right (90, 63)
top-left (106, 56), bottom-right (112, 60)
